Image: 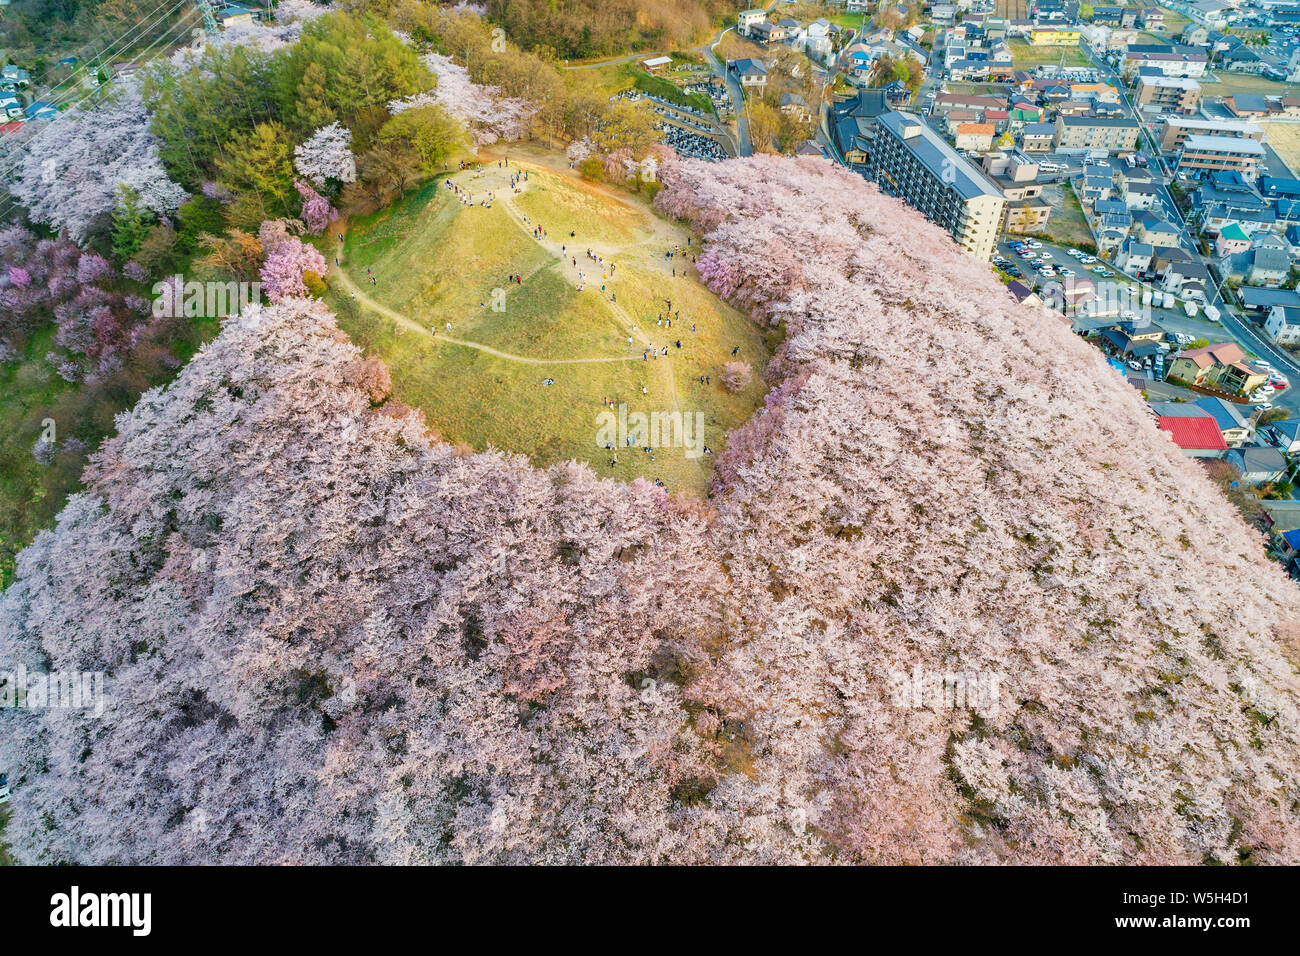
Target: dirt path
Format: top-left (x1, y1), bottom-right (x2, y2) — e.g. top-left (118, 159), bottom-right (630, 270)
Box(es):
top-left (332, 267), bottom-right (641, 366)
top-left (333, 157), bottom-right (708, 482)
top-left (487, 161), bottom-right (694, 426)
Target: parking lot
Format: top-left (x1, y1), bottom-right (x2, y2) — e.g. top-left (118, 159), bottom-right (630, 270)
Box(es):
top-left (996, 238), bottom-right (1118, 285)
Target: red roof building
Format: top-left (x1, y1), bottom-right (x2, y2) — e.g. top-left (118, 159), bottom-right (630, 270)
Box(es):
top-left (1157, 413), bottom-right (1228, 456)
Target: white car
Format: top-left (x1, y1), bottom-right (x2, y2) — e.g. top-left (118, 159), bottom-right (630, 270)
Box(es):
top-left (1080, 255), bottom-right (1097, 264)
top-left (1127, 360), bottom-right (1144, 371)
top-left (1068, 248), bottom-right (1083, 257)
top-left (1026, 240), bottom-right (1042, 249)
top-left (1060, 268), bottom-right (1076, 278)
top-left (1255, 401), bottom-right (1274, 410)
top-left (1092, 265), bottom-right (1109, 275)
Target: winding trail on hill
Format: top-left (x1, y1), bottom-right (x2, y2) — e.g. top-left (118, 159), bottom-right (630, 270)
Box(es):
top-left (332, 156), bottom-right (708, 482)
top-left (332, 267), bottom-right (643, 365)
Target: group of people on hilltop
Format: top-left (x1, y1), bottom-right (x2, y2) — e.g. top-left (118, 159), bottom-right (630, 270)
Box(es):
top-left (362, 157), bottom-right (741, 486)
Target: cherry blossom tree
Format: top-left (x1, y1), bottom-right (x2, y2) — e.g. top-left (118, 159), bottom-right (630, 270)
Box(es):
top-left (293, 122), bottom-right (357, 189)
top-left (3, 155), bottom-right (1300, 866)
top-left (655, 153), bottom-right (1300, 864)
top-left (258, 220), bottom-right (327, 302)
top-left (0, 228), bottom-right (157, 379)
top-left (10, 79), bottom-right (188, 241)
top-left (389, 53), bottom-right (536, 147)
top-left (294, 181), bottom-right (338, 235)
top-left (719, 360), bottom-right (752, 393)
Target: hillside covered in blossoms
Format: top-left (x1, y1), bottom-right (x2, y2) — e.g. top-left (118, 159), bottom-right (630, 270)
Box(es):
top-left (2, 155), bottom-right (1299, 865)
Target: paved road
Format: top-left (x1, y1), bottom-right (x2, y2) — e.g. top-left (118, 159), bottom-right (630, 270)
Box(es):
top-left (702, 33), bottom-right (753, 156)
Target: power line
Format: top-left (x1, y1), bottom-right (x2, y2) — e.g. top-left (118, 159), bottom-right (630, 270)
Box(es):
top-left (0, 0), bottom-right (193, 157)
top-left (0, 4), bottom-right (199, 182)
top-left (29, 0), bottom-right (192, 109)
top-left (0, 8), bottom-right (203, 224)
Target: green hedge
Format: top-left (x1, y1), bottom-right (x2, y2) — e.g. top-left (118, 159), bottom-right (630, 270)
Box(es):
top-left (633, 72), bottom-right (712, 113)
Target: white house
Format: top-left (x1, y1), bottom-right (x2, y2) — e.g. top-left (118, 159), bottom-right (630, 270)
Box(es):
top-left (737, 8), bottom-right (766, 38)
top-left (1265, 304), bottom-right (1300, 345)
top-left (805, 18), bottom-right (834, 59)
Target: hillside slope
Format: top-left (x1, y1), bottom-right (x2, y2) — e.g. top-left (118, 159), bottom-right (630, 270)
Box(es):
top-left (2, 156), bottom-right (1298, 864)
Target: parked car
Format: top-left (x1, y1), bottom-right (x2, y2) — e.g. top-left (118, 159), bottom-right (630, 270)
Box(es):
top-left (1127, 360), bottom-right (1144, 371)
top-left (1080, 255), bottom-right (1097, 264)
top-left (1068, 248), bottom-right (1083, 258)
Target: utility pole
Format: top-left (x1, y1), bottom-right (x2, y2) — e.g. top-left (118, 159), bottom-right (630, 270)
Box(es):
top-left (197, 0), bottom-right (219, 39)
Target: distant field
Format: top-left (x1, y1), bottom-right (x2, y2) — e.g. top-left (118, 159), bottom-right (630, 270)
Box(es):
top-left (1203, 72), bottom-right (1298, 97)
top-left (782, 1), bottom-right (867, 34)
top-left (1009, 39), bottom-right (1092, 71)
top-left (947, 81), bottom-right (1013, 95)
top-left (996, 0), bottom-right (1029, 19)
top-left (329, 153), bottom-right (773, 494)
top-left (1262, 122), bottom-right (1300, 176)
top-left (715, 30), bottom-right (766, 64)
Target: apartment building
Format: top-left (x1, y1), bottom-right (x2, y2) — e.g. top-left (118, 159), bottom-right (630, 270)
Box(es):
top-left (1053, 115), bottom-right (1141, 151)
top-left (1122, 50), bottom-right (1208, 80)
top-left (874, 112), bottom-right (1007, 260)
top-left (1135, 75), bottom-right (1201, 114)
top-left (1177, 134), bottom-right (1266, 181)
top-left (1158, 115), bottom-right (1265, 151)
top-left (736, 8), bottom-right (766, 37)
top-left (1027, 26), bottom-right (1081, 45)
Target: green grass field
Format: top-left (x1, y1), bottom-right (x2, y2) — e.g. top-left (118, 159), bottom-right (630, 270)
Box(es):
top-left (1009, 39), bottom-right (1092, 71)
top-left (1042, 184), bottom-right (1096, 249)
top-left (1203, 72), bottom-right (1300, 97)
top-left (329, 152), bottom-right (775, 493)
